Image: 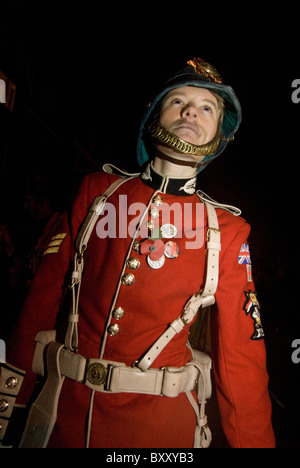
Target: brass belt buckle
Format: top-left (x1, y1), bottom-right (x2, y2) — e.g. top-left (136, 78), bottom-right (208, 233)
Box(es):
top-left (86, 362), bottom-right (107, 386)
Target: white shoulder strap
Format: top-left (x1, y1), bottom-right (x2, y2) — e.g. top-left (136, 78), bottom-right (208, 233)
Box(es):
top-left (65, 176), bottom-right (135, 351)
top-left (75, 177), bottom-right (133, 256)
top-left (201, 201), bottom-right (221, 298)
top-left (137, 201), bottom-right (220, 371)
top-left (197, 189), bottom-right (241, 216)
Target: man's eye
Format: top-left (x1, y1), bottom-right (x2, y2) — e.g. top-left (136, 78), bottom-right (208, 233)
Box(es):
top-left (202, 106), bottom-right (212, 113)
top-left (171, 99), bottom-right (183, 105)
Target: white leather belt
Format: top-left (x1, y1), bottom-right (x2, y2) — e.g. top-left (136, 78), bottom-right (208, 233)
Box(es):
top-left (58, 349), bottom-right (199, 397)
top-left (23, 339), bottom-right (212, 448)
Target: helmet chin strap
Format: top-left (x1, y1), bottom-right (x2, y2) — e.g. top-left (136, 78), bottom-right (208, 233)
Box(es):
top-left (155, 148), bottom-right (201, 168)
top-left (148, 120), bottom-right (221, 159)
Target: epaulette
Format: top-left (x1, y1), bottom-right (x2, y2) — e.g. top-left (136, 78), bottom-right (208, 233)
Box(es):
top-left (197, 190), bottom-right (241, 216)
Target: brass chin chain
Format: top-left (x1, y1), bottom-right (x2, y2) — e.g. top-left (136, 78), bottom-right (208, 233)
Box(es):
top-left (148, 121), bottom-right (221, 157)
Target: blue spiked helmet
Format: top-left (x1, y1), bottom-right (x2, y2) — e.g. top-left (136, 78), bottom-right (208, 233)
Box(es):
top-left (136, 58), bottom-right (242, 173)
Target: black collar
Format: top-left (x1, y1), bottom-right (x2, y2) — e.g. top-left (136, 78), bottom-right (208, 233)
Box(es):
top-left (140, 163), bottom-right (197, 196)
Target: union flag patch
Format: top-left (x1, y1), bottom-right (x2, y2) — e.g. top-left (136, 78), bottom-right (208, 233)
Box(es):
top-left (238, 243), bottom-right (252, 282)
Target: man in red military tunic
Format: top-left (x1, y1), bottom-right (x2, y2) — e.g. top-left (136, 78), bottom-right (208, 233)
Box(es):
top-left (2, 58), bottom-right (275, 448)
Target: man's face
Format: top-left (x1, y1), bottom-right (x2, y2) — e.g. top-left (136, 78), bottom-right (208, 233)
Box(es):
top-left (159, 86), bottom-right (220, 147)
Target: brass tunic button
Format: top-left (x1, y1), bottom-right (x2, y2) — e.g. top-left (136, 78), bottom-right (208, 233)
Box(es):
top-left (150, 206), bottom-right (160, 218)
top-left (0, 399), bottom-right (9, 413)
top-left (126, 257), bottom-right (140, 270)
top-left (146, 220), bottom-right (156, 231)
top-left (6, 377), bottom-right (18, 389)
top-left (107, 324), bottom-right (120, 336)
top-left (153, 195), bottom-right (164, 206)
top-left (112, 307), bottom-right (125, 320)
top-left (122, 273), bottom-right (135, 286)
top-left (132, 241), bottom-right (141, 253)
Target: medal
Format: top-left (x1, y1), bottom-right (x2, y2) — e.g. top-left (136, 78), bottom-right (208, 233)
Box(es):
top-left (160, 224), bottom-right (177, 239)
top-left (147, 255), bottom-right (165, 269)
top-left (164, 241), bottom-right (180, 259)
top-left (139, 220), bottom-right (179, 270)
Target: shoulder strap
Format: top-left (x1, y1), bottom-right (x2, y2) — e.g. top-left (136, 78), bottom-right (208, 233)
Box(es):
top-left (201, 200), bottom-right (221, 299)
top-left (136, 200), bottom-right (221, 371)
top-left (75, 177), bottom-right (132, 256)
top-left (65, 176), bottom-right (135, 351)
top-left (197, 189), bottom-right (241, 216)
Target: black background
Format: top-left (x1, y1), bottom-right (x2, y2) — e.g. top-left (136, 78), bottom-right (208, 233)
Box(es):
top-left (0, 1), bottom-right (299, 447)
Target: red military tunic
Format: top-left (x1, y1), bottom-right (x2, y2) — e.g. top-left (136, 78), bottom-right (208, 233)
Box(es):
top-left (7, 163), bottom-right (275, 448)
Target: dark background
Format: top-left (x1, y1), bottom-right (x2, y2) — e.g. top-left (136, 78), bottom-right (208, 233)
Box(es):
top-left (0, 1), bottom-right (299, 447)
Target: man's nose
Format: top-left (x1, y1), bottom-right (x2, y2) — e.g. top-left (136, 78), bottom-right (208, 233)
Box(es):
top-left (182, 104), bottom-right (198, 119)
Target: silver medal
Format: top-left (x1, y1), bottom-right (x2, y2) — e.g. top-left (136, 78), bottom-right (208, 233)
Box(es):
top-left (160, 224), bottom-right (177, 239)
top-left (147, 255), bottom-right (165, 269)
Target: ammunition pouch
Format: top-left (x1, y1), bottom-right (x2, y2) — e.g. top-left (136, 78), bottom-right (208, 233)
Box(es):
top-left (0, 362), bottom-right (26, 444)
